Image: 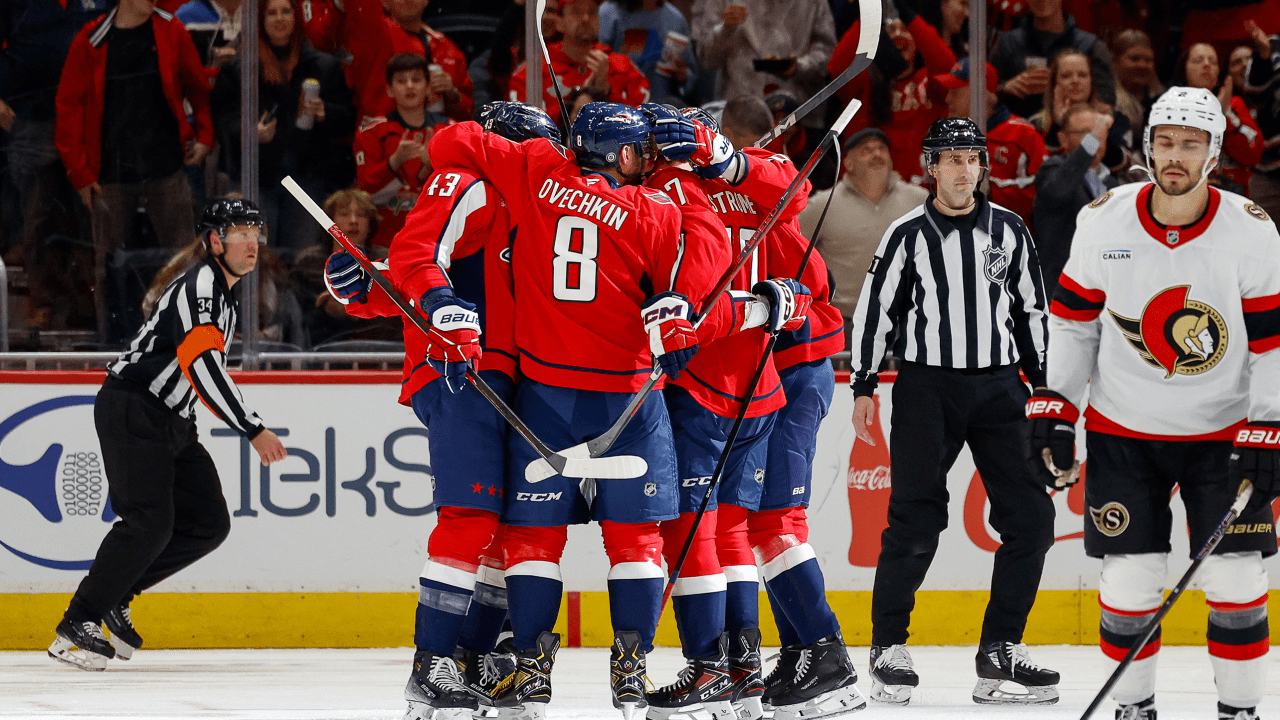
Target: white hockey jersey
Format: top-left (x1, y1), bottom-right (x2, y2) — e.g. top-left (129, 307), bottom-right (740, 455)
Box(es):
top-left (1047, 182), bottom-right (1280, 439)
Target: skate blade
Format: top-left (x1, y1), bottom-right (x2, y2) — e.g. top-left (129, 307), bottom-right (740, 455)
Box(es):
top-left (617, 700), bottom-right (644, 720)
top-left (108, 636), bottom-right (136, 661)
top-left (471, 708), bottom-right (499, 720)
top-left (48, 636), bottom-right (109, 671)
top-left (773, 685), bottom-right (867, 720)
top-left (869, 679), bottom-right (911, 706)
top-left (404, 701), bottom-right (435, 720)
top-left (495, 702), bottom-right (548, 720)
top-left (646, 701), bottom-right (735, 720)
top-left (971, 679), bottom-right (1059, 705)
top-left (734, 696), bottom-right (765, 720)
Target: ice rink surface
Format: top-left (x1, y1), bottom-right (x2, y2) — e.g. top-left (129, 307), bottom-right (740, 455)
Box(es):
top-left (1, 645), bottom-right (1277, 720)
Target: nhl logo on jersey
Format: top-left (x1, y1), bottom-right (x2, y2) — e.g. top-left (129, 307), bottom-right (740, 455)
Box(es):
top-left (1165, 228), bottom-right (1180, 246)
top-left (982, 245), bottom-right (1009, 284)
top-left (1090, 502), bottom-right (1130, 537)
top-left (1110, 285), bottom-right (1228, 379)
top-left (1246, 203), bottom-right (1271, 222)
top-left (644, 482), bottom-right (657, 497)
top-left (1088, 191), bottom-right (1113, 208)
top-left (754, 468), bottom-right (765, 485)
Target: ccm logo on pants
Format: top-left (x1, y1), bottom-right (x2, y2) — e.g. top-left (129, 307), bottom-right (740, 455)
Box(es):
top-left (517, 492), bottom-right (563, 502)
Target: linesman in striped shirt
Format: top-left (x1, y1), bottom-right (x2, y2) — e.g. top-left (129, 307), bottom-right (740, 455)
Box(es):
top-left (48, 199), bottom-right (287, 672)
top-left (846, 118), bottom-right (1060, 706)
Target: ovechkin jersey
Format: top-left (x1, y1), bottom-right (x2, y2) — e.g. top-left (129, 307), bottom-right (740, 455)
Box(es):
top-left (427, 122), bottom-right (736, 393)
top-left (1049, 182), bottom-right (1280, 439)
top-left (343, 166), bottom-right (517, 405)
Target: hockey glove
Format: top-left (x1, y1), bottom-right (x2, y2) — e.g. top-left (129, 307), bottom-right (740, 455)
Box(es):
top-left (324, 251), bottom-right (371, 304)
top-left (1229, 421), bottom-right (1280, 515)
top-left (421, 289), bottom-right (482, 393)
top-left (641, 291), bottom-right (699, 379)
top-left (752, 279), bottom-right (812, 333)
top-left (1025, 390), bottom-right (1081, 489)
top-left (643, 103), bottom-right (698, 160)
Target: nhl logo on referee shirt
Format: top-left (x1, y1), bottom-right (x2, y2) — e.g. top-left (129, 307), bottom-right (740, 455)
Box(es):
top-left (982, 245), bottom-right (1009, 284)
top-left (1090, 502), bottom-right (1130, 537)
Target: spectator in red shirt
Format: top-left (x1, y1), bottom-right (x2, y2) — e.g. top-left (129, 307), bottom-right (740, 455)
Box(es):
top-left (355, 53), bottom-right (453, 248)
top-left (55, 0), bottom-right (214, 341)
top-left (299, 0), bottom-right (345, 54)
top-left (935, 58), bottom-right (1046, 224)
top-left (1175, 42), bottom-right (1264, 195)
top-left (344, 0), bottom-right (474, 122)
top-left (509, 0), bottom-right (650, 124)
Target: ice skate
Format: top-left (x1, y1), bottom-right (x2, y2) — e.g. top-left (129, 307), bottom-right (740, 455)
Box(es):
top-left (762, 645), bottom-right (803, 709)
top-left (609, 630), bottom-right (648, 720)
top-left (770, 634), bottom-right (865, 720)
top-left (972, 641), bottom-right (1059, 705)
top-left (405, 650), bottom-right (481, 720)
top-left (102, 604), bottom-right (143, 661)
top-left (646, 634), bottom-right (735, 720)
top-left (456, 639), bottom-right (518, 709)
top-left (868, 644), bottom-right (917, 705)
top-left (729, 628), bottom-right (765, 720)
top-left (1116, 696), bottom-right (1156, 719)
top-left (493, 632), bottom-right (559, 720)
top-left (1219, 702), bottom-right (1258, 720)
top-left (48, 617), bottom-right (116, 671)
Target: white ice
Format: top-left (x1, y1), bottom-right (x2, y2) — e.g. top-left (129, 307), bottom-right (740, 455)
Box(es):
top-left (1, 645), bottom-right (1277, 719)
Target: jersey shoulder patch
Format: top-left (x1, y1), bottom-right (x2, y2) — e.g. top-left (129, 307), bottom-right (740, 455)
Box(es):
top-left (1245, 202), bottom-right (1271, 222)
top-left (359, 116), bottom-right (389, 133)
top-left (1088, 190), bottom-right (1113, 209)
top-left (641, 188), bottom-right (674, 205)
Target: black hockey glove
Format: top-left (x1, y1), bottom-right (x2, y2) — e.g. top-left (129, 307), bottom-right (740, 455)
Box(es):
top-left (1025, 389), bottom-right (1080, 490)
top-left (1229, 421), bottom-right (1280, 515)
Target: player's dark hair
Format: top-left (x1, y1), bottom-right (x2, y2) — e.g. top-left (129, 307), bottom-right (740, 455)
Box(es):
top-left (386, 52), bottom-right (431, 85)
top-left (721, 95), bottom-right (773, 139)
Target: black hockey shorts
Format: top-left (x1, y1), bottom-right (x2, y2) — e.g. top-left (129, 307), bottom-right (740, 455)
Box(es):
top-left (1082, 432), bottom-right (1277, 559)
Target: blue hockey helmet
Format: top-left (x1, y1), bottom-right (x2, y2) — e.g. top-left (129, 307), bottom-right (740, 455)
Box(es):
top-left (477, 101), bottom-right (563, 145)
top-left (569, 102), bottom-right (653, 170)
top-left (679, 105), bottom-right (721, 134)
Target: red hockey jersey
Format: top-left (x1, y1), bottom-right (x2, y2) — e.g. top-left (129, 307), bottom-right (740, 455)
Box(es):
top-left (771, 221), bottom-right (845, 370)
top-left (428, 122), bottom-right (736, 393)
top-left (986, 109), bottom-right (1046, 223)
top-left (300, 0), bottom-right (344, 54)
top-left (508, 42), bottom-right (650, 125)
top-left (345, 167), bottom-right (517, 404)
top-left (343, 0), bottom-right (473, 121)
top-left (354, 112), bottom-right (454, 247)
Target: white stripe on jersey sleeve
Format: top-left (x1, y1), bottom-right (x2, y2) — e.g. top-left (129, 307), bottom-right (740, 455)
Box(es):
top-left (195, 265), bottom-right (215, 325)
top-left (435, 181), bottom-right (489, 274)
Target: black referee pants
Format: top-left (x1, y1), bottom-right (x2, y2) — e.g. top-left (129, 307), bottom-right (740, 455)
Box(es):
top-left (870, 362), bottom-right (1054, 647)
top-left (67, 379), bottom-right (231, 622)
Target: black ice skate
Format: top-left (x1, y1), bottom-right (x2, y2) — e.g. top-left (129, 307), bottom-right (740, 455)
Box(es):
top-left (868, 644), bottom-right (918, 705)
top-left (404, 650), bottom-right (480, 720)
top-left (102, 604), bottom-right (143, 661)
top-left (457, 639), bottom-right (518, 710)
top-left (729, 628), bottom-right (765, 720)
top-left (493, 631), bottom-right (559, 720)
top-left (48, 617), bottom-right (116, 671)
top-left (646, 634), bottom-right (735, 720)
top-left (610, 630), bottom-right (648, 720)
top-left (1116, 696), bottom-right (1156, 719)
top-left (1219, 701), bottom-right (1259, 720)
top-left (770, 634), bottom-right (866, 720)
top-left (972, 641), bottom-right (1060, 705)
top-left (762, 644), bottom-right (804, 708)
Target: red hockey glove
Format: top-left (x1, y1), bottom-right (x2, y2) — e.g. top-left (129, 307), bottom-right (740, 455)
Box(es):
top-left (641, 291), bottom-right (698, 378)
top-left (1025, 390), bottom-right (1080, 489)
top-left (1230, 422), bottom-right (1280, 515)
top-left (421, 289), bottom-right (482, 393)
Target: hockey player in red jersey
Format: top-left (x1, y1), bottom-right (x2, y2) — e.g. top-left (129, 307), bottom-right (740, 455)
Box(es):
top-left (327, 102), bottom-right (561, 720)
top-left (426, 102), bottom-right (808, 720)
top-left (1029, 87), bottom-right (1280, 720)
top-left (355, 53), bottom-right (455, 248)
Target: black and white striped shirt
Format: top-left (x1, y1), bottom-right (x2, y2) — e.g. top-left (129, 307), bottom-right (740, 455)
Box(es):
top-left (849, 193), bottom-right (1049, 396)
top-left (107, 255), bottom-right (265, 438)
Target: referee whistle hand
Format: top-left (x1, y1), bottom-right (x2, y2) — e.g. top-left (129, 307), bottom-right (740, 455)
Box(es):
top-left (852, 396), bottom-right (877, 446)
top-left (252, 429), bottom-right (288, 466)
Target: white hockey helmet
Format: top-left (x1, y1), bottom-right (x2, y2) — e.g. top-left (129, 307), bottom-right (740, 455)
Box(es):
top-left (1144, 86), bottom-right (1225, 189)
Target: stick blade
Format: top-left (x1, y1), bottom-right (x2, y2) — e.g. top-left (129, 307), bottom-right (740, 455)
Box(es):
top-left (524, 449), bottom-right (648, 481)
top-left (524, 442), bottom-right (590, 483)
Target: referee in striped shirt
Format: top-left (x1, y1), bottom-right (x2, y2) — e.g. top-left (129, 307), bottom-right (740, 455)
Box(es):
top-left (848, 118), bottom-right (1060, 702)
top-left (49, 199), bottom-right (286, 672)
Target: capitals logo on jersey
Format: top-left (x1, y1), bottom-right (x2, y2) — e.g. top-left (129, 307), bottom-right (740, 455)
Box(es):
top-left (1109, 285), bottom-right (1229, 378)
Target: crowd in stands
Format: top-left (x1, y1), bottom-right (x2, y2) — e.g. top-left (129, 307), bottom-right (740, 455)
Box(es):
top-left (3, 0), bottom-right (1280, 353)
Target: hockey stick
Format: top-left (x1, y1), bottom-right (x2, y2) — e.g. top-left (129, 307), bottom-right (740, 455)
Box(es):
top-left (750, 0), bottom-right (880, 149)
top-left (525, 98), bottom-right (864, 483)
top-left (534, 0), bottom-right (572, 132)
top-left (281, 176), bottom-right (648, 481)
top-left (1078, 480), bottom-right (1255, 720)
top-left (660, 136), bottom-right (845, 610)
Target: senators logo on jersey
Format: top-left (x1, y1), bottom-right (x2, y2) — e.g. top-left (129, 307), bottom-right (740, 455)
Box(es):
top-left (1110, 285), bottom-right (1228, 378)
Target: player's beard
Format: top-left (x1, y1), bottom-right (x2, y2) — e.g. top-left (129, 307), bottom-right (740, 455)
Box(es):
top-left (1154, 160), bottom-right (1203, 197)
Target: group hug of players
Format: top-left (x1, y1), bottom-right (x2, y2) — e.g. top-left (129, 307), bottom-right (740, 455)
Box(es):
top-left (44, 84), bottom-right (1279, 720)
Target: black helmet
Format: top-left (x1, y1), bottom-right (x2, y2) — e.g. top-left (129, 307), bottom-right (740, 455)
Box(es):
top-left (198, 198), bottom-right (265, 240)
top-left (921, 117), bottom-right (988, 167)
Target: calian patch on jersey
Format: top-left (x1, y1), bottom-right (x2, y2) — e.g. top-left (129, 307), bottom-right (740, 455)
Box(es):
top-left (1101, 249), bottom-right (1132, 260)
top-left (1109, 285), bottom-right (1228, 378)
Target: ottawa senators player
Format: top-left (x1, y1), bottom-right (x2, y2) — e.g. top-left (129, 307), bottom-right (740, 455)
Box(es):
top-left (1029, 87), bottom-right (1280, 720)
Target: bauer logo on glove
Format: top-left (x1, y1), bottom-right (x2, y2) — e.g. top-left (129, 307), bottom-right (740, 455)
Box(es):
top-left (421, 289), bottom-right (483, 392)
